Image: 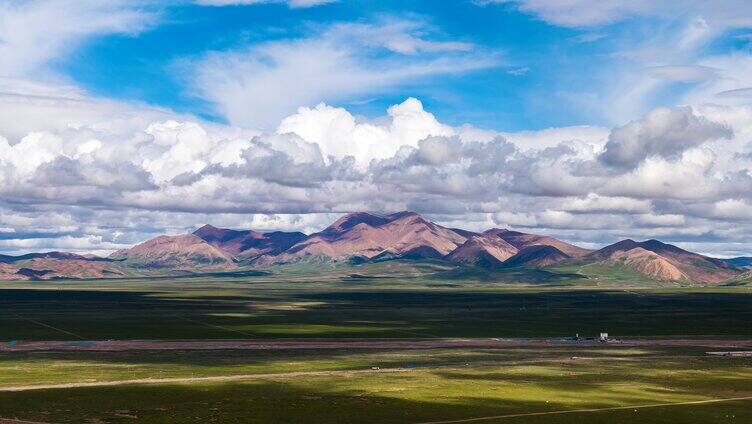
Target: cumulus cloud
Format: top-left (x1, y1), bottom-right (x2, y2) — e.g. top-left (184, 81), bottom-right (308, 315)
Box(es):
top-left (276, 98), bottom-right (454, 166)
top-left (599, 106), bottom-right (732, 168)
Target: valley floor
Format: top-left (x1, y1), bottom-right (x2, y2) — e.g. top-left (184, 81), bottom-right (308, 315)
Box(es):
top-left (1, 274), bottom-right (751, 423)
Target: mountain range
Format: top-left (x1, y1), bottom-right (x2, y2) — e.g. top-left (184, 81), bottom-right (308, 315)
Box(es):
top-left (0, 211), bottom-right (747, 285)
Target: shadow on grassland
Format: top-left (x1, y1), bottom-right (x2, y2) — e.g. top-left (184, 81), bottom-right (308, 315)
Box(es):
top-left (3, 288), bottom-right (752, 340)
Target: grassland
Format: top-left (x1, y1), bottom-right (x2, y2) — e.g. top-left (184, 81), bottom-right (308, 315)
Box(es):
top-left (0, 349), bottom-right (750, 423)
top-left (1, 262), bottom-right (751, 423)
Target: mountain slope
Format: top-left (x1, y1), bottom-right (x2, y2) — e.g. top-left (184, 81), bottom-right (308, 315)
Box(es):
top-left (484, 229), bottom-right (591, 258)
top-left (109, 234), bottom-right (235, 269)
top-left (0, 263), bottom-right (26, 280)
top-left (446, 234), bottom-right (519, 267)
top-left (503, 245), bottom-right (571, 268)
top-left (585, 239), bottom-right (740, 283)
top-left (604, 247), bottom-right (687, 281)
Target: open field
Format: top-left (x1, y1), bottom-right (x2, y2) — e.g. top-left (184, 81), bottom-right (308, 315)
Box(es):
top-left (2, 270), bottom-right (752, 422)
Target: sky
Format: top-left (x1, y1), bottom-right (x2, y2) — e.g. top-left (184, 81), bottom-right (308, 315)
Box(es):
top-left (1, 0), bottom-right (752, 257)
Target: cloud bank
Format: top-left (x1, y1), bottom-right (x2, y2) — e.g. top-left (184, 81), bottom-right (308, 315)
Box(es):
top-left (2, 88), bottom-right (752, 256)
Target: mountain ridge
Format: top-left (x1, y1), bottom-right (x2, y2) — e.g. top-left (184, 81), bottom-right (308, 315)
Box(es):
top-left (0, 211), bottom-right (745, 284)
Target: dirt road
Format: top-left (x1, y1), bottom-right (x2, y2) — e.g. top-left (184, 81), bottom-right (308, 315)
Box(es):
top-left (1, 337), bottom-right (751, 352)
top-left (0, 367), bottom-right (413, 392)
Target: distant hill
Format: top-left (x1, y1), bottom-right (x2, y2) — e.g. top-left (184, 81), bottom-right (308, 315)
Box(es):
top-left (724, 257), bottom-right (752, 268)
top-left (503, 245), bottom-right (571, 268)
top-left (581, 239), bottom-right (739, 283)
top-left (109, 234), bottom-right (234, 269)
top-left (0, 251), bottom-right (102, 262)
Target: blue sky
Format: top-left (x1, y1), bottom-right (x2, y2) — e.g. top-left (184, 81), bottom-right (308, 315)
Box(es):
top-left (2, 0), bottom-right (752, 256)
top-left (52, 0), bottom-right (741, 131)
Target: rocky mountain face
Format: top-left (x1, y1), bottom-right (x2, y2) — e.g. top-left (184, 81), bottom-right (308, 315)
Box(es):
top-left (0, 212), bottom-right (745, 284)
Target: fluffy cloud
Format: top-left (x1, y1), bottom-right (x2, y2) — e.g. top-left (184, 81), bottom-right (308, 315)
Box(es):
top-left (276, 98), bottom-right (454, 165)
top-left (600, 106), bottom-right (733, 167)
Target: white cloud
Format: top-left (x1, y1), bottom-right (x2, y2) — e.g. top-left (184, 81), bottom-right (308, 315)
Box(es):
top-left (190, 19), bottom-right (498, 129)
top-left (0, 0), bottom-right (157, 78)
top-left (600, 106), bottom-right (732, 167)
top-left (712, 199), bottom-right (752, 221)
top-left (506, 67), bottom-right (530, 76)
top-left (500, 125), bottom-right (609, 151)
top-left (195, 0), bottom-right (336, 8)
top-left (560, 194), bottom-right (652, 214)
top-left (492, 3), bottom-right (752, 128)
top-left (601, 148), bottom-right (726, 200)
top-left (478, 1), bottom-right (752, 28)
top-left (682, 54), bottom-right (752, 106)
top-left (644, 65), bottom-right (720, 83)
top-left (635, 213), bottom-right (686, 227)
top-left (276, 98), bottom-right (454, 166)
